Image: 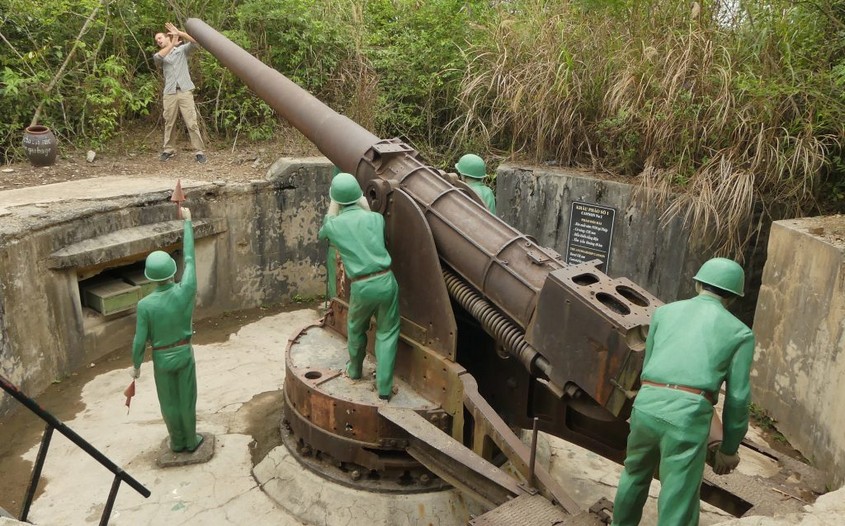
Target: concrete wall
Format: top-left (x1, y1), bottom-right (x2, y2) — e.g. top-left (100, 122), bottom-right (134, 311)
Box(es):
top-left (496, 165), bottom-right (767, 315)
top-left (0, 158), bottom-right (332, 416)
top-left (751, 217), bottom-right (845, 489)
top-left (497, 165), bottom-right (698, 304)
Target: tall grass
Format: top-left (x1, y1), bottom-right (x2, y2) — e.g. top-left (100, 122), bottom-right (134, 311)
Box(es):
top-left (3, 0), bottom-right (843, 255)
top-left (453, 0), bottom-right (845, 255)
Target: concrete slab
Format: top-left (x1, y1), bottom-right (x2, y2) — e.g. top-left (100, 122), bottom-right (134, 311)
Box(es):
top-left (46, 218), bottom-right (227, 270)
top-left (0, 176), bottom-right (208, 214)
top-left (532, 431), bottom-right (734, 525)
top-left (713, 487), bottom-right (845, 525)
top-left (23, 309), bottom-right (319, 526)
top-left (156, 433), bottom-right (215, 468)
top-left (13, 308), bottom-right (844, 525)
top-left (254, 444), bottom-right (485, 526)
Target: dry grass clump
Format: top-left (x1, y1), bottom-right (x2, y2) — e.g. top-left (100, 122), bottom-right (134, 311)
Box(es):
top-left (452, 1), bottom-right (844, 256)
top-left (321, 1), bottom-right (380, 132)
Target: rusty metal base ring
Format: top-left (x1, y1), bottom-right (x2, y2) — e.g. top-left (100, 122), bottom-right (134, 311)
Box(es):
top-left (281, 402), bottom-right (449, 494)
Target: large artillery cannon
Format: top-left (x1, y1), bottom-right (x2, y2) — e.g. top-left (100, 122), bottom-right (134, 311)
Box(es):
top-left (185, 18), bottom-right (792, 523)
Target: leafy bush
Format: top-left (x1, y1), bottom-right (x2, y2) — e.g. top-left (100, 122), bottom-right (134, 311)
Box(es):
top-left (0, 0), bottom-right (159, 157)
top-left (363, 0), bottom-right (488, 162)
top-left (0, 0), bottom-right (842, 255)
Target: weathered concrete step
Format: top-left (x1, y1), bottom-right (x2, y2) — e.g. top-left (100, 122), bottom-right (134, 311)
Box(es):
top-left (47, 218), bottom-right (226, 270)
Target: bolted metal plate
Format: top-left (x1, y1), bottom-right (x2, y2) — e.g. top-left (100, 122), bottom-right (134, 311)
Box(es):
top-left (469, 494), bottom-right (578, 526)
top-left (279, 410), bottom-right (449, 493)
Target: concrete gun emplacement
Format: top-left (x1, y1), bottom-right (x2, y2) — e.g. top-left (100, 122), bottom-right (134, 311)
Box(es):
top-left (186, 18), bottom-right (770, 523)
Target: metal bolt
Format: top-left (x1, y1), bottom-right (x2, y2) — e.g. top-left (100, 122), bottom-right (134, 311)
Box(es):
top-left (419, 474), bottom-right (431, 485)
top-left (350, 470), bottom-right (362, 481)
top-left (301, 445), bottom-right (312, 457)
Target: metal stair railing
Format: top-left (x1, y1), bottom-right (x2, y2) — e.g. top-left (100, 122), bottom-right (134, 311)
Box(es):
top-left (0, 374), bottom-right (151, 525)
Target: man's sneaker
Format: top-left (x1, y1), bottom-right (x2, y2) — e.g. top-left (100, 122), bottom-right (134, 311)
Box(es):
top-left (159, 151), bottom-right (175, 161)
top-left (195, 153), bottom-right (207, 164)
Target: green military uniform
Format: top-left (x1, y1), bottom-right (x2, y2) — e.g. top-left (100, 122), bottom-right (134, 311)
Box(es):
top-left (466, 179), bottom-right (496, 214)
top-left (455, 153), bottom-right (496, 214)
top-left (319, 174), bottom-right (400, 399)
top-left (326, 166), bottom-right (342, 300)
top-left (612, 283), bottom-right (755, 525)
top-left (132, 219), bottom-right (201, 452)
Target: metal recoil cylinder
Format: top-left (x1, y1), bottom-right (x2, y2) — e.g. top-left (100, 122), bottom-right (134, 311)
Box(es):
top-left (443, 269), bottom-right (551, 378)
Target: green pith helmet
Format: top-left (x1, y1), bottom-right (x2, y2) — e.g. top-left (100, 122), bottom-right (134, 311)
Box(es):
top-left (455, 154), bottom-right (486, 179)
top-left (330, 172), bottom-right (363, 205)
top-left (693, 257), bottom-right (745, 297)
top-left (145, 251), bottom-right (177, 281)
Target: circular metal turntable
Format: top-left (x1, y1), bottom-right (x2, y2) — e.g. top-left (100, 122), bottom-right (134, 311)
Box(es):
top-left (282, 322), bottom-right (452, 492)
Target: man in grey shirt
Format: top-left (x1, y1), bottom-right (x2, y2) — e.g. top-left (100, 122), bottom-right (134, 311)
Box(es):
top-left (154, 22), bottom-right (207, 164)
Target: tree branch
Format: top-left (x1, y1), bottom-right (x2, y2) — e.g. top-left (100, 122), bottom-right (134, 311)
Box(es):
top-left (0, 28), bottom-right (37, 77)
top-left (30, 0), bottom-right (108, 127)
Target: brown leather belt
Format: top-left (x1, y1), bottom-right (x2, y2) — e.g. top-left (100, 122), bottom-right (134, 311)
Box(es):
top-left (152, 338), bottom-right (191, 352)
top-left (349, 268), bottom-right (390, 283)
top-left (641, 380), bottom-right (716, 405)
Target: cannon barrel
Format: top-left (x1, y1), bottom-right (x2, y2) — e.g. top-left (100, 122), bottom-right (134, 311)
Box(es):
top-left (185, 19), bottom-right (378, 175)
top-left (186, 18), bottom-right (658, 416)
top-left (185, 18), bottom-right (556, 334)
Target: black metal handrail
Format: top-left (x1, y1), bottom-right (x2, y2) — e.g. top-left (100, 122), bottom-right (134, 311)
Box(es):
top-left (0, 374), bottom-right (151, 525)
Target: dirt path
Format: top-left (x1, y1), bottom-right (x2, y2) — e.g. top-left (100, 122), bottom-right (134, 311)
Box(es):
top-left (3, 126), bottom-right (321, 190)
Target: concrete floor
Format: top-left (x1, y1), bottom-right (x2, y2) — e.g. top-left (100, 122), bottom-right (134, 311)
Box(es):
top-left (2, 309), bottom-right (843, 525)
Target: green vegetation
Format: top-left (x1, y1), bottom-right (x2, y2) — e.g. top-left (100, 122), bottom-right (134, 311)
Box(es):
top-left (750, 401), bottom-right (778, 430)
top-left (1, 0), bottom-right (844, 252)
top-left (455, 0), bottom-right (845, 252)
top-left (291, 293), bottom-right (323, 304)
top-left (749, 401), bottom-right (788, 444)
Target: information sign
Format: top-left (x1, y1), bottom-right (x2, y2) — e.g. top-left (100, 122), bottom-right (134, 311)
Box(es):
top-left (565, 201), bottom-right (616, 271)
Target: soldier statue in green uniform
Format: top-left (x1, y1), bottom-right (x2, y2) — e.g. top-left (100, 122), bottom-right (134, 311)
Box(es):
top-left (319, 173), bottom-right (400, 401)
top-left (455, 153), bottom-right (496, 214)
top-left (612, 258), bottom-right (755, 525)
top-left (130, 206), bottom-right (203, 453)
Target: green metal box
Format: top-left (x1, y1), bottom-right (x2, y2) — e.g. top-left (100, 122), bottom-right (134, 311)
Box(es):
top-left (82, 279), bottom-right (142, 315)
top-left (122, 269), bottom-right (158, 298)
